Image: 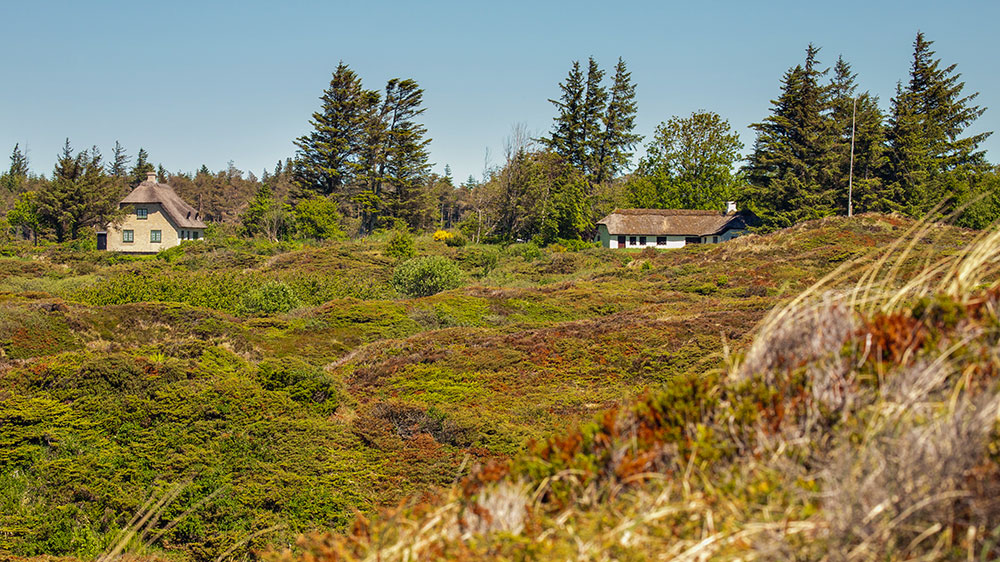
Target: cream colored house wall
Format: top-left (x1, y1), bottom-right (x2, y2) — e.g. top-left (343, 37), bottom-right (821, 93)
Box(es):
top-left (606, 229), bottom-right (747, 249)
top-left (106, 203), bottom-right (202, 253)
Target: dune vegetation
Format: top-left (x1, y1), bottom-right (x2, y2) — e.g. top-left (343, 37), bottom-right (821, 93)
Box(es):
top-left (1, 215), bottom-right (998, 561)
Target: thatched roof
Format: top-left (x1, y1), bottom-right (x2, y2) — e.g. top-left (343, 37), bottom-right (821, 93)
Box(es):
top-left (597, 208), bottom-right (755, 236)
top-left (120, 173), bottom-right (206, 229)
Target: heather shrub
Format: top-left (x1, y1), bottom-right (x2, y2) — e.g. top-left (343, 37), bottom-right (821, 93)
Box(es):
top-left (392, 256), bottom-right (463, 297)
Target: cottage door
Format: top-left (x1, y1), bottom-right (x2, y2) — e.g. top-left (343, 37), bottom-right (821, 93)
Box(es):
top-left (617, 235), bottom-right (626, 249)
top-left (96, 232), bottom-right (107, 250)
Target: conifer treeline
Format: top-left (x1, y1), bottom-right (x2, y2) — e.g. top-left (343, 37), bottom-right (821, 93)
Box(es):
top-left (745, 33), bottom-right (994, 229)
top-left (2, 32), bottom-right (996, 245)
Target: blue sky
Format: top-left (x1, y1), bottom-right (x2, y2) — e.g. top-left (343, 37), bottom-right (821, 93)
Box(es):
top-left (2, 0), bottom-right (997, 184)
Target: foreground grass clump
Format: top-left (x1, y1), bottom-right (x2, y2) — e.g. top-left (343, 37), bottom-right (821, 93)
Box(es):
top-left (273, 220), bottom-right (1000, 561)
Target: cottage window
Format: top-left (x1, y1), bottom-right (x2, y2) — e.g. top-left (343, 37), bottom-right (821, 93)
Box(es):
top-left (123, 230), bottom-right (134, 243)
top-left (639, 236), bottom-right (647, 245)
top-left (628, 236), bottom-right (637, 246)
top-left (685, 237), bottom-right (701, 245)
top-left (136, 208), bottom-right (148, 220)
top-left (192, 231), bottom-right (200, 240)
top-left (151, 230), bottom-right (162, 243)
top-left (713, 236), bottom-right (718, 243)
top-left (656, 236), bottom-right (667, 245)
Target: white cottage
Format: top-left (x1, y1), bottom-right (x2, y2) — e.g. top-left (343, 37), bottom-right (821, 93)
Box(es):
top-left (100, 172), bottom-right (207, 252)
top-left (596, 203), bottom-right (756, 249)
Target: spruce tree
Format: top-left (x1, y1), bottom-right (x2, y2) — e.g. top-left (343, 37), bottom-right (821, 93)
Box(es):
top-left (828, 57), bottom-right (890, 214)
top-left (37, 140), bottom-right (119, 241)
top-left (594, 58), bottom-right (641, 184)
top-left (381, 78), bottom-right (432, 228)
top-left (543, 61), bottom-right (586, 170)
top-left (108, 141), bottom-right (129, 178)
top-left (3, 143), bottom-right (29, 192)
top-left (581, 57), bottom-right (607, 180)
top-left (745, 45), bottom-right (837, 229)
top-left (129, 148), bottom-right (154, 187)
top-left (885, 32), bottom-right (991, 216)
top-left (294, 62), bottom-right (374, 196)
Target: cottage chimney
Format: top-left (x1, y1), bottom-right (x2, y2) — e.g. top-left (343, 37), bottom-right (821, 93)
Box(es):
top-left (146, 171), bottom-right (157, 184)
top-left (726, 201), bottom-right (737, 214)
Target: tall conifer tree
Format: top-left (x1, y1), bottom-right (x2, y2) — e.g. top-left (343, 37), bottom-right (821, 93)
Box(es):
top-left (581, 57), bottom-right (607, 180)
top-left (544, 61), bottom-right (586, 170)
top-left (885, 32), bottom-right (991, 216)
top-left (294, 62), bottom-right (374, 197)
top-left (594, 58), bottom-right (641, 184)
top-left (828, 57), bottom-right (890, 213)
top-left (745, 45), bottom-right (837, 229)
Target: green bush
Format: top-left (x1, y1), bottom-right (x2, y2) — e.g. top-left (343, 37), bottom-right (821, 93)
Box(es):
top-left (237, 281), bottom-right (300, 316)
top-left (458, 246), bottom-right (500, 277)
top-left (444, 233), bottom-right (467, 247)
top-left (392, 256), bottom-right (463, 297)
top-left (256, 357), bottom-right (339, 411)
top-left (506, 242), bottom-right (543, 262)
top-left (385, 229), bottom-right (415, 260)
top-left (294, 196), bottom-right (346, 240)
top-left (554, 238), bottom-right (596, 252)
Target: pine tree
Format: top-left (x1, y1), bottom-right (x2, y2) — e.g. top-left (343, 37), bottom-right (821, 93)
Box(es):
top-left (745, 45), bottom-right (837, 229)
top-left (294, 63), bottom-right (375, 197)
top-left (885, 32), bottom-right (991, 216)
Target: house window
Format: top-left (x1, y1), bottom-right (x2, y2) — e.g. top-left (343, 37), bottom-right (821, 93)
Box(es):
top-left (151, 230), bottom-right (162, 243)
top-left (181, 230), bottom-right (187, 240)
top-left (656, 236), bottom-right (667, 245)
top-left (629, 236), bottom-right (637, 246)
top-left (123, 230), bottom-right (134, 243)
top-left (639, 236), bottom-right (647, 246)
top-left (192, 231), bottom-right (200, 240)
top-left (685, 237), bottom-right (701, 245)
top-left (136, 208), bottom-right (148, 220)
top-left (713, 236), bottom-right (718, 243)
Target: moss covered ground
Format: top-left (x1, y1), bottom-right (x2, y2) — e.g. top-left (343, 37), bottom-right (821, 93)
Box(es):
top-left (0, 216), bottom-right (986, 560)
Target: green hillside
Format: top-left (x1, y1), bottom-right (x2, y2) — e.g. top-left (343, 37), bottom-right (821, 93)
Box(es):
top-left (0, 215), bottom-right (989, 560)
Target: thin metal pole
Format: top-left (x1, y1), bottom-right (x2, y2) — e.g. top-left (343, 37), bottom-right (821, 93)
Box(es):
top-left (848, 96), bottom-right (857, 218)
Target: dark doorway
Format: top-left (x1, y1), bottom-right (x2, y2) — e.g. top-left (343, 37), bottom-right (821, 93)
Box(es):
top-left (96, 232), bottom-right (107, 250)
top-left (617, 235), bottom-right (626, 248)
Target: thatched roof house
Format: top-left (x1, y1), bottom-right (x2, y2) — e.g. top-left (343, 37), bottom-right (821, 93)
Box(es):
top-left (596, 203), bottom-right (757, 249)
top-left (101, 172), bottom-right (206, 252)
